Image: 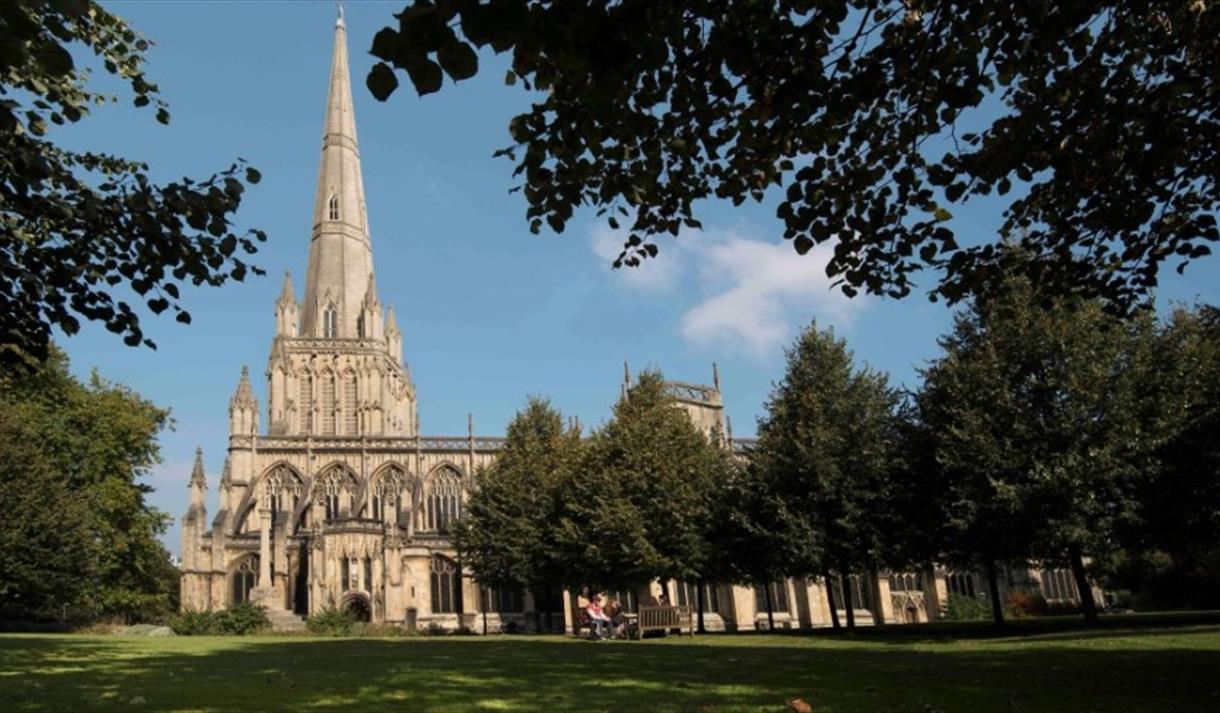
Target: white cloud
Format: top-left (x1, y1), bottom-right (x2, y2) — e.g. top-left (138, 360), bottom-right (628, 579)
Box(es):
top-left (681, 230), bottom-right (865, 357)
top-left (589, 220), bottom-right (867, 358)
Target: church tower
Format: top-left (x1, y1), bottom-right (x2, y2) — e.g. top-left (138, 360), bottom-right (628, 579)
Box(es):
top-left (264, 11), bottom-right (417, 438)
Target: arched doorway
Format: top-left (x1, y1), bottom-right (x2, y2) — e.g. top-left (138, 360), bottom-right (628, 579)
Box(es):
top-left (342, 593), bottom-right (371, 622)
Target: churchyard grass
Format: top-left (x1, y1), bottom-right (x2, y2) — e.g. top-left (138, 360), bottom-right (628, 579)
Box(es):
top-left (0, 613), bottom-right (1217, 712)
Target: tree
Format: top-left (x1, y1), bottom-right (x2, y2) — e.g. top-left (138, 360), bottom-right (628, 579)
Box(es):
top-left (0, 346), bottom-right (176, 621)
top-left (0, 1), bottom-right (265, 368)
top-left (552, 370), bottom-right (728, 595)
top-left (918, 275), bottom-right (1159, 624)
top-left (368, 1), bottom-right (1218, 313)
top-left (1115, 304), bottom-right (1220, 608)
top-left (752, 322), bottom-right (900, 629)
top-left (0, 410), bottom-right (93, 619)
top-left (451, 397), bottom-right (581, 631)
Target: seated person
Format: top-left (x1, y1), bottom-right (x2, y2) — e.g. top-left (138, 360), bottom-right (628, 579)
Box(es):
top-left (584, 595), bottom-right (611, 640)
top-left (604, 599), bottom-right (624, 637)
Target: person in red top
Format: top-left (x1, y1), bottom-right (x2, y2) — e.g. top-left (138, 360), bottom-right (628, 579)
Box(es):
top-left (584, 594), bottom-right (612, 640)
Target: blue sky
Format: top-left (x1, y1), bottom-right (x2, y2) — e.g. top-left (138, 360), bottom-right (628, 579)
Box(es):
top-left (59, 2), bottom-right (1219, 552)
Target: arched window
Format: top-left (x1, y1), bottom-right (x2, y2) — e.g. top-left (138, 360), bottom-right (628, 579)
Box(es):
top-left (298, 373), bottom-right (313, 433)
top-left (320, 372), bottom-right (336, 434)
top-left (426, 466), bottom-right (463, 533)
top-left (341, 557), bottom-right (350, 592)
top-left (321, 305), bottom-right (338, 339)
top-left (888, 572), bottom-right (923, 593)
top-left (431, 556), bottom-right (460, 614)
top-left (754, 581), bottom-right (790, 614)
top-left (675, 580), bottom-right (722, 615)
top-left (342, 371), bottom-right (357, 435)
top-left (373, 466), bottom-right (405, 524)
top-left (231, 555), bottom-right (259, 605)
top-left (317, 466), bottom-right (355, 521)
top-left (263, 465), bottom-right (303, 530)
top-left (328, 193), bottom-right (339, 221)
top-left (947, 571), bottom-right (978, 598)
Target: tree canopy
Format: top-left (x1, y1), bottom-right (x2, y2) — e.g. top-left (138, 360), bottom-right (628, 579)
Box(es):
top-left (369, 0), bottom-right (1218, 313)
top-left (0, 346), bottom-right (178, 621)
top-left (0, 0), bottom-right (264, 368)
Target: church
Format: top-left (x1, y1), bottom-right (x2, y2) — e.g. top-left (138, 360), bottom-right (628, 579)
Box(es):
top-left (178, 14), bottom-right (1089, 633)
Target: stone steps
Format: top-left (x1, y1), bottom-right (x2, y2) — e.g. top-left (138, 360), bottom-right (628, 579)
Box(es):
top-left (265, 607), bottom-right (307, 632)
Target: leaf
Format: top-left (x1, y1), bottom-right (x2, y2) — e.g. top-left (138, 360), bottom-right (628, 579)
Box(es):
top-left (794, 236), bottom-right (814, 255)
top-left (933, 207), bottom-right (953, 222)
top-left (176, 311), bottom-right (192, 325)
top-left (245, 167), bottom-right (261, 184)
top-left (156, 108), bottom-right (170, 125)
top-left (404, 58), bottom-right (443, 96)
top-left (370, 28), bottom-right (399, 61)
top-left (367, 62), bottom-right (400, 101)
top-left (438, 41), bottom-right (478, 82)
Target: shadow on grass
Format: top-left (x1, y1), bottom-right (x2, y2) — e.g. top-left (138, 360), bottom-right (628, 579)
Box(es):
top-left (1, 624), bottom-right (1218, 712)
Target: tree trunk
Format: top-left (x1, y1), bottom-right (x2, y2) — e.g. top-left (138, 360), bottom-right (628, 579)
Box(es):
top-left (1069, 546), bottom-right (1099, 625)
top-left (985, 560), bottom-right (1006, 627)
top-left (482, 590), bottom-right (489, 635)
top-left (842, 572), bottom-right (855, 629)
top-left (824, 570), bottom-right (841, 630)
top-left (696, 578), bottom-right (706, 634)
top-left (764, 582), bottom-right (775, 631)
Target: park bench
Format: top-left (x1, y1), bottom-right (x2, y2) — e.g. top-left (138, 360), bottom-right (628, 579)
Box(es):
top-left (630, 604), bottom-right (694, 639)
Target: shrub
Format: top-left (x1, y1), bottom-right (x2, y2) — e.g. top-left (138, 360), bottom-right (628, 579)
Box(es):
top-left (425, 621), bottom-right (446, 636)
top-left (943, 594), bottom-right (990, 621)
top-left (211, 602), bottom-right (269, 635)
top-left (169, 609), bottom-right (216, 636)
top-left (307, 607), bottom-right (360, 637)
top-left (1005, 591), bottom-right (1048, 618)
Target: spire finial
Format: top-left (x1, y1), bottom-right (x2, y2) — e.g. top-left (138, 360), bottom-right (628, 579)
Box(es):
top-left (726, 415), bottom-right (734, 444)
top-left (712, 362), bottom-right (721, 391)
top-left (336, 1), bottom-right (345, 28)
top-left (623, 360), bottom-right (631, 388)
top-left (190, 446), bottom-right (207, 489)
top-left (468, 413), bottom-right (474, 437)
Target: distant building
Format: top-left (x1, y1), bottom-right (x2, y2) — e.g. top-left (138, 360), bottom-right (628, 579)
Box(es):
top-left (179, 13), bottom-right (1089, 632)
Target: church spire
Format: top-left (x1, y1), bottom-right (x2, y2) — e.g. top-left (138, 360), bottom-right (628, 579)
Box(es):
top-left (300, 11), bottom-right (375, 339)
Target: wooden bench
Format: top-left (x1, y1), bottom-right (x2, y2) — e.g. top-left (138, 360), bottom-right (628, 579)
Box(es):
top-left (630, 605), bottom-right (694, 639)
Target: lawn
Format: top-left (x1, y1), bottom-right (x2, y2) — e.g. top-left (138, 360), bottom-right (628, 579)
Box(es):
top-left (1, 614), bottom-right (1219, 712)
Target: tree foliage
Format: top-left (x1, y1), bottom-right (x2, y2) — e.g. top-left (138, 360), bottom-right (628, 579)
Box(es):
top-left (370, 1), bottom-right (1218, 312)
top-left (750, 321), bottom-right (899, 625)
top-left (0, 0), bottom-right (265, 368)
top-left (452, 397), bottom-right (581, 596)
top-left (551, 371), bottom-right (730, 592)
top-left (0, 346), bottom-right (178, 621)
top-left (917, 275), bottom-right (1164, 622)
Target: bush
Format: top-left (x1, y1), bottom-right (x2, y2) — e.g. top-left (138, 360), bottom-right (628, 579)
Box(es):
top-left (1005, 591), bottom-right (1048, 618)
top-left (943, 594), bottom-right (990, 621)
top-left (170, 609), bottom-right (216, 636)
top-left (211, 602), bottom-right (269, 635)
top-left (307, 607), bottom-right (361, 637)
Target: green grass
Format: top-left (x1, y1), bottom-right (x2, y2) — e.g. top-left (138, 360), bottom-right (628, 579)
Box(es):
top-left (2, 613), bottom-right (1220, 711)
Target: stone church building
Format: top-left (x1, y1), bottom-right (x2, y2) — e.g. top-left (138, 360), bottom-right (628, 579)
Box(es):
top-left (179, 14), bottom-right (1088, 632)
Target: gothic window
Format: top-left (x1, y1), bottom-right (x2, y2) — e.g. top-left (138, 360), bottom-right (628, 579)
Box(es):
top-left (263, 465), bottom-right (303, 528)
top-left (341, 558), bottom-right (350, 592)
top-left (231, 555), bottom-right (259, 605)
top-left (321, 372), bottom-right (336, 434)
top-left (342, 371), bottom-right (357, 435)
top-left (317, 466), bottom-right (355, 521)
top-left (298, 374), bottom-right (313, 433)
top-left (328, 193), bottom-right (339, 221)
top-left (831, 574), bottom-right (873, 610)
top-left (425, 466), bottom-right (463, 533)
top-left (430, 556), bottom-right (460, 614)
top-left (482, 587), bottom-right (524, 613)
top-left (888, 573), bottom-right (923, 593)
top-left (1040, 569), bottom-right (1079, 601)
top-left (373, 466), bottom-right (405, 524)
top-left (754, 581), bottom-right (790, 614)
top-left (947, 571), bottom-right (978, 598)
top-left (363, 556), bottom-right (372, 592)
top-left (675, 580), bottom-right (722, 615)
top-left (322, 306), bottom-right (338, 338)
